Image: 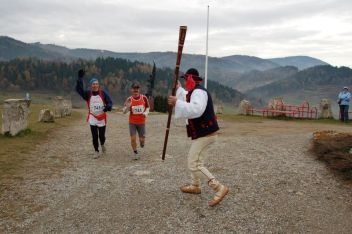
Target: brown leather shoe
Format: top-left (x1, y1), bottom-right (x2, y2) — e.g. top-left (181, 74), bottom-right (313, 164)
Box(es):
top-left (180, 184), bottom-right (201, 194)
top-left (208, 184), bottom-right (229, 207)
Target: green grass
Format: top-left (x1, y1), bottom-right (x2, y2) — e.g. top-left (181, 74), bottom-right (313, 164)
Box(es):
top-left (0, 103), bottom-right (82, 191)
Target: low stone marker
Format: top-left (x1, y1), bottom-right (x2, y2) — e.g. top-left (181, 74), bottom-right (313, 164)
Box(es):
top-left (215, 105), bottom-right (223, 114)
top-left (38, 109), bottom-right (55, 122)
top-left (54, 96), bottom-right (65, 118)
top-left (319, 98), bottom-right (333, 119)
top-left (2, 99), bottom-right (31, 136)
top-left (239, 100), bottom-right (252, 115)
top-left (54, 96), bottom-right (72, 118)
top-left (63, 99), bottom-right (72, 116)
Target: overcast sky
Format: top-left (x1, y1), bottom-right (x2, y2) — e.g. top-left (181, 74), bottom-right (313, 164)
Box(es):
top-left (1, 0), bottom-right (352, 67)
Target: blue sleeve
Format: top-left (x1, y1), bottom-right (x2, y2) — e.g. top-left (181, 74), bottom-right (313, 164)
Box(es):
top-left (75, 77), bottom-right (90, 101)
top-left (102, 90), bottom-right (113, 111)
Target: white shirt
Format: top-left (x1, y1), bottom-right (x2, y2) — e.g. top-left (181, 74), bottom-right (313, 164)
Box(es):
top-left (174, 87), bottom-right (208, 119)
top-left (89, 95), bottom-right (106, 127)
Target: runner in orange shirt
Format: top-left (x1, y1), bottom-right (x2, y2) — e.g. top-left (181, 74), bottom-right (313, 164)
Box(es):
top-left (123, 83), bottom-right (150, 160)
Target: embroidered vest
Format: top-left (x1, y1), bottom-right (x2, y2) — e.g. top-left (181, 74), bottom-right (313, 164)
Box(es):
top-left (186, 85), bottom-right (219, 140)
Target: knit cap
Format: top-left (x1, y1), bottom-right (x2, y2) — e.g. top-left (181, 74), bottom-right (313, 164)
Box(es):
top-left (89, 77), bottom-right (98, 85)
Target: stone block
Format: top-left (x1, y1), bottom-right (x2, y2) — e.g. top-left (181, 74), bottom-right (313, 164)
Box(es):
top-left (2, 99), bottom-right (31, 136)
top-left (38, 109), bottom-right (55, 122)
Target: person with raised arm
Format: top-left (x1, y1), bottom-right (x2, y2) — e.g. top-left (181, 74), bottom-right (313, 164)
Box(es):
top-left (75, 69), bottom-right (113, 159)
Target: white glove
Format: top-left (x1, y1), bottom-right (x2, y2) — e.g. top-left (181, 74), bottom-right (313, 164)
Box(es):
top-left (143, 108), bottom-right (150, 117)
top-left (122, 106), bottom-right (129, 114)
top-left (123, 98), bottom-right (131, 114)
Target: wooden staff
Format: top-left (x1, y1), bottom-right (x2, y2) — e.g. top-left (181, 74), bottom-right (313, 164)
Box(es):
top-left (161, 26), bottom-right (187, 160)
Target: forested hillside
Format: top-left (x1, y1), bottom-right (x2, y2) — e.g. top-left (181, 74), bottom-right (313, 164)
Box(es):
top-left (245, 65), bottom-right (352, 104)
top-left (0, 57), bottom-right (245, 106)
top-left (0, 36), bottom-right (331, 89)
top-left (229, 66), bottom-right (299, 92)
top-left (268, 56), bottom-right (329, 70)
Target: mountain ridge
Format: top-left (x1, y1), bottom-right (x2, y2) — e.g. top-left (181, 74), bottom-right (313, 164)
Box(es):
top-left (2, 35), bottom-right (349, 108)
top-left (0, 35), bottom-right (330, 73)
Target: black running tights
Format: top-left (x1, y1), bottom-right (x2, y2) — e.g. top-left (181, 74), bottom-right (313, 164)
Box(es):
top-left (90, 125), bottom-right (106, 152)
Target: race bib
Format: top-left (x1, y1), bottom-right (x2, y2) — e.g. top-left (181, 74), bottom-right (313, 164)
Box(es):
top-left (132, 105), bottom-right (144, 114)
top-left (90, 95), bottom-right (104, 115)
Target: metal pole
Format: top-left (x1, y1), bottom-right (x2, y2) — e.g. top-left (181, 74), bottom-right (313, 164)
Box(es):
top-left (205, 5), bottom-right (209, 89)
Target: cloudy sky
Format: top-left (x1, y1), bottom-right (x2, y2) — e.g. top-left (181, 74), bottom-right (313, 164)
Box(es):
top-left (1, 0), bottom-right (352, 67)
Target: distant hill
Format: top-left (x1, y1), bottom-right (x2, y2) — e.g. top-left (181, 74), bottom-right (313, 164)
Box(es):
top-left (0, 36), bottom-right (67, 61)
top-left (221, 55), bottom-right (279, 71)
top-left (229, 66), bottom-right (299, 92)
top-left (0, 36), bottom-right (330, 81)
top-left (268, 56), bottom-right (329, 70)
top-left (245, 65), bottom-right (352, 105)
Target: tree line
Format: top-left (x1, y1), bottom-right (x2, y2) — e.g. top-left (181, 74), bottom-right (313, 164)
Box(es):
top-left (0, 57), bottom-right (243, 106)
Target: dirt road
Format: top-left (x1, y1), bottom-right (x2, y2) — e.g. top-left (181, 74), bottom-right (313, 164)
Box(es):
top-left (1, 111), bottom-right (352, 233)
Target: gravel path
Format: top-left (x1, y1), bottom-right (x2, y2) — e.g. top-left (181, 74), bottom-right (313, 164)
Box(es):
top-left (1, 111), bottom-right (352, 233)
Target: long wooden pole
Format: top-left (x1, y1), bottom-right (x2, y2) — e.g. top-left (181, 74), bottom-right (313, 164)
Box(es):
top-left (161, 26), bottom-right (187, 160)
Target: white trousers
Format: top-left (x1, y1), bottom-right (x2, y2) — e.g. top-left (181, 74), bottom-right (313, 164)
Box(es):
top-left (188, 134), bottom-right (217, 186)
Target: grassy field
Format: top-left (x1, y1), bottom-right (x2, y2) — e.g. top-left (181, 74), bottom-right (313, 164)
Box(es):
top-left (0, 103), bottom-right (82, 192)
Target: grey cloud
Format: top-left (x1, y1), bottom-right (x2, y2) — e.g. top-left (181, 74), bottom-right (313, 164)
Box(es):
top-left (0, 0), bottom-right (351, 66)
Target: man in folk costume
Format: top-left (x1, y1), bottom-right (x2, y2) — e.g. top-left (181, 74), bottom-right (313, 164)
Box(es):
top-left (76, 69), bottom-right (113, 159)
top-left (123, 82), bottom-right (150, 160)
top-left (168, 68), bottom-right (229, 207)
